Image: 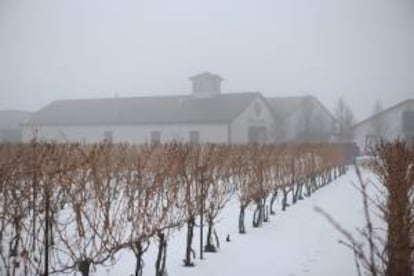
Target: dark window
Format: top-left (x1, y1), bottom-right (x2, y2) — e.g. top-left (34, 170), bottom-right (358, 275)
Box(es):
top-left (104, 131), bottom-right (113, 143)
top-left (189, 131), bottom-right (200, 144)
top-left (151, 131), bottom-right (161, 144)
top-left (248, 126), bottom-right (267, 144)
top-left (402, 111), bottom-right (414, 143)
top-left (402, 111), bottom-right (414, 132)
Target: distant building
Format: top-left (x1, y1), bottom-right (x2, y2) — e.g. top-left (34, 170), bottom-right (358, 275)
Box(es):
top-left (23, 73), bottom-right (277, 144)
top-left (267, 96), bottom-right (336, 143)
top-left (353, 99), bottom-right (414, 153)
top-left (22, 72), bottom-right (336, 145)
top-left (0, 110), bottom-right (32, 143)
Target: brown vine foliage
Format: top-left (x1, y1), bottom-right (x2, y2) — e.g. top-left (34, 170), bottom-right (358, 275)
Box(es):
top-left (0, 141), bottom-right (347, 275)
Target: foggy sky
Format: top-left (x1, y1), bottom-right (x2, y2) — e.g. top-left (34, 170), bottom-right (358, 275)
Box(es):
top-left (1, 0), bottom-right (413, 121)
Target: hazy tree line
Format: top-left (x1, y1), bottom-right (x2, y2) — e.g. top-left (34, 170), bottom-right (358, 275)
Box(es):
top-left (0, 142), bottom-right (348, 276)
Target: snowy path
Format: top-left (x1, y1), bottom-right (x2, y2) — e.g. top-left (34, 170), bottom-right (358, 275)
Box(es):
top-left (102, 168), bottom-right (370, 276)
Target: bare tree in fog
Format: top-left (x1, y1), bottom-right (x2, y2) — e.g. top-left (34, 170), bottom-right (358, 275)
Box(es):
top-left (335, 97), bottom-right (354, 142)
top-left (371, 99), bottom-right (385, 140)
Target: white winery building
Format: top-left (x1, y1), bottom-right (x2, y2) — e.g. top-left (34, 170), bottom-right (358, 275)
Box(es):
top-left (23, 73), bottom-right (278, 144)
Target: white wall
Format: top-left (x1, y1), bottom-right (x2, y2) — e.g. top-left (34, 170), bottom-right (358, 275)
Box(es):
top-left (22, 123), bottom-right (229, 144)
top-left (230, 97), bottom-right (276, 144)
top-left (353, 101), bottom-right (414, 153)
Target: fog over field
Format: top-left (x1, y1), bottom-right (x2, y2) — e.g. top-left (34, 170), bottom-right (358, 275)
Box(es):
top-left (0, 0), bottom-right (413, 120)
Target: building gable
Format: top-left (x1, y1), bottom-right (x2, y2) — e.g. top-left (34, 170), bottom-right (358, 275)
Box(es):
top-left (230, 95), bottom-right (277, 144)
top-left (266, 96), bottom-right (335, 142)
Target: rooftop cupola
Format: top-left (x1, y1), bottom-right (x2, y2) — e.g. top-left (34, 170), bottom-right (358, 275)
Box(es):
top-left (189, 72), bottom-right (223, 98)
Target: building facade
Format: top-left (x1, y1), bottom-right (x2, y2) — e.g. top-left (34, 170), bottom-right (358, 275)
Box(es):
top-left (353, 99), bottom-right (414, 153)
top-left (23, 73), bottom-right (277, 144)
top-left (267, 96), bottom-right (336, 143)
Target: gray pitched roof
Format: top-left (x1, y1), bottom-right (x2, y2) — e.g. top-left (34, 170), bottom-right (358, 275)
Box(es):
top-left (0, 110), bottom-right (32, 129)
top-left (267, 96), bottom-right (335, 121)
top-left (266, 96), bottom-right (314, 118)
top-left (26, 92), bottom-right (261, 126)
top-left (353, 99), bottom-right (414, 128)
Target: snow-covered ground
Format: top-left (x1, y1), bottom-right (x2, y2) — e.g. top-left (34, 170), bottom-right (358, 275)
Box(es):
top-left (96, 167), bottom-right (372, 276)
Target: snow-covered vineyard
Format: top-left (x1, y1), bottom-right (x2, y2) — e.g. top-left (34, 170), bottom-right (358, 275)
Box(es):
top-left (0, 142), bottom-right (374, 276)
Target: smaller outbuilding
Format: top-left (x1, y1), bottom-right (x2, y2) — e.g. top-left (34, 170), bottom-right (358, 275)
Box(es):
top-left (267, 96), bottom-right (336, 143)
top-left (0, 110), bottom-right (32, 143)
top-left (353, 99), bottom-right (414, 153)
